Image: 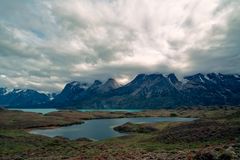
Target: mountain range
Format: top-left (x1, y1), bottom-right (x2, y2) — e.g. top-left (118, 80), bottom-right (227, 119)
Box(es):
top-left (1, 73), bottom-right (240, 109)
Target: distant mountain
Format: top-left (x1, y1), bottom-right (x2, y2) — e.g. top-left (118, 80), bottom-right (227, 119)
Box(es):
top-left (97, 78), bottom-right (121, 93)
top-left (49, 81), bottom-right (89, 107)
top-left (49, 78), bottom-right (121, 107)
top-left (46, 92), bottom-right (58, 101)
top-left (87, 80), bottom-right (102, 92)
top-left (0, 88), bottom-right (49, 108)
top-left (1, 73), bottom-right (240, 108)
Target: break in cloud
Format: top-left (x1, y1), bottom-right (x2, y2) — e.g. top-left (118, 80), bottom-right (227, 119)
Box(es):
top-left (0, 0), bottom-right (240, 92)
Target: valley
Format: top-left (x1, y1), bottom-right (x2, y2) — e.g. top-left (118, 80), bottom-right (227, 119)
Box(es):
top-left (0, 107), bottom-right (239, 160)
top-left (1, 1), bottom-right (240, 159)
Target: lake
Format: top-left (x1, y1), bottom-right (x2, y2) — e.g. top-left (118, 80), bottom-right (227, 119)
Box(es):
top-left (8, 108), bottom-right (59, 114)
top-left (30, 117), bottom-right (196, 140)
top-left (8, 108), bottom-right (143, 114)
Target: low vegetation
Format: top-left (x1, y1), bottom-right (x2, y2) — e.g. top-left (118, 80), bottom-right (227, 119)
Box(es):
top-left (0, 107), bottom-right (239, 159)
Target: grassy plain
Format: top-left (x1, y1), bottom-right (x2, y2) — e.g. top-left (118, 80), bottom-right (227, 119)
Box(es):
top-left (0, 107), bottom-right (239, 159)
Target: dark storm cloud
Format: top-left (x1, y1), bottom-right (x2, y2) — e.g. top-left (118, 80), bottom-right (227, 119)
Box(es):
top-left (0, 0), bottom-right (239, 92)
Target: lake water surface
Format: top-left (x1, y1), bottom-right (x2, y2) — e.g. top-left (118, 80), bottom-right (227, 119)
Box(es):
top-left (9, 108), bottom-right (143, 114)
top-left (9, 108), bottom-right (59, 114)
top-left (30, 117), bottom-right (196, 140)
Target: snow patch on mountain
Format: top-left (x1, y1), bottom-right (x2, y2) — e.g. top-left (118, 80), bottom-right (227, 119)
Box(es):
top-left (3, 88), bottom-right (13, 95)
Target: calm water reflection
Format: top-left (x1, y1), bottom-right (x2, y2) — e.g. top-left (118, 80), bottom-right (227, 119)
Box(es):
top-left (30, 117), bottom-right (196, 140)
top-left (8, 108), bottom-right (143, 114)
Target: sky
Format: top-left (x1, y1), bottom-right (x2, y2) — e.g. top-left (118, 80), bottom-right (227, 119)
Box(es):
top-left (0, 0), bottom-right (240, 92)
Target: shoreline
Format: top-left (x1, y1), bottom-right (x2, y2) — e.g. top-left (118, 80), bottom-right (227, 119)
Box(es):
top-left (24, 115), bottom-right (198, 131)
top-left (24, 121), bottom-right (85, 131)
top-left (27, 116), bottom-right (198, 141)
top-left (1, 107), bottom-right (239, 159)
top-left (2, 107), bottom-right (235, 130)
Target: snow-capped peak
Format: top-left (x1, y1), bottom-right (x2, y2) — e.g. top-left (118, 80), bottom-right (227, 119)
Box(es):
top-left (68, 81), bottom-right (89, 89)
top-left (13, 89), bottom-right (24, 94)
top-left (204, 75), bottom-right (210, 81)
top-left (234, 74), bottom-right (240, 78)
top-left (98, 78), bottom-right (121, 92)
top-left (3, 88), bottom-right (13, 95)
top-left (199, 76), bottom-right (204, 83)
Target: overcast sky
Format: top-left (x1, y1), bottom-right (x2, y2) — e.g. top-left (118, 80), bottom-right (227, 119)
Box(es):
top-left (0, 0), bottom-right (240, 92)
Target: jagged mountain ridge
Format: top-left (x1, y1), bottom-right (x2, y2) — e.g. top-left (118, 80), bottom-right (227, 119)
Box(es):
top-left (0, 88), bottom-right (50, 107)
top-left (1, 73), bottom-right (240, 108)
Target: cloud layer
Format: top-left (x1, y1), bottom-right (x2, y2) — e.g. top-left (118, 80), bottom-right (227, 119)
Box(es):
top-left (0, 0), bottom-right (240, 92)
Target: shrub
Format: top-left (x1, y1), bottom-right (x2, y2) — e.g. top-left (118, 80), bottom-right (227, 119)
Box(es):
top-left (193, 152), bottom-right (216, 160)
top-left (218, 153), bottom-right (232, 160)
top-left (170, 113), bottom-right (178, 117)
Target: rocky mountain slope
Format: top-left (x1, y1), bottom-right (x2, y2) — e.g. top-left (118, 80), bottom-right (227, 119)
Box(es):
top-left (0, 88), bottom-right (50, 107)
top-left (1, 73), bottom-right (240, 108)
